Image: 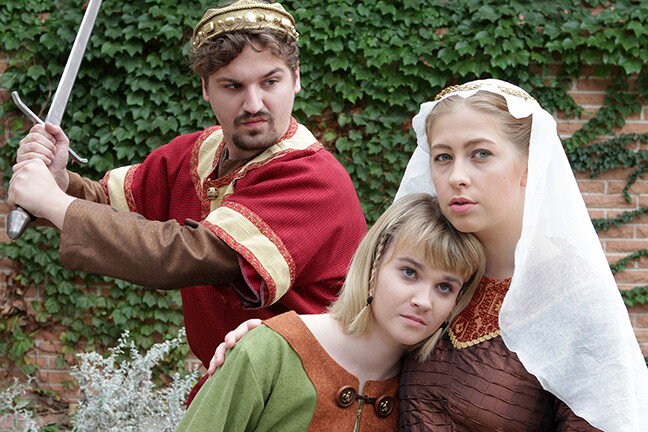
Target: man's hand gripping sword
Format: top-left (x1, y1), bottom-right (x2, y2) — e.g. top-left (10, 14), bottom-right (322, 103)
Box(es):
top-left (8, 0), bottom-right (102, 240)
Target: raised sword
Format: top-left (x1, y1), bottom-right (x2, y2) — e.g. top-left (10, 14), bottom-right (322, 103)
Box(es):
top-left (7, 0), bottom-right (102, 240)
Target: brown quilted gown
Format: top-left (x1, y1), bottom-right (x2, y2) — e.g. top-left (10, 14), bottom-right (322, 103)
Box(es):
top-left (399, 277), bottom-right (601, 431)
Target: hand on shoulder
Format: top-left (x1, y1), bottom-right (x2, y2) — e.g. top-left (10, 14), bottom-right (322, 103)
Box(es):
top-left (207, 318), bottom-right (262, 375)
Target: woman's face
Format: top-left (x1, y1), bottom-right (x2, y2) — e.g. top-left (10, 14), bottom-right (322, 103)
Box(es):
top-left (427, 107), bottom-right (528, 239)
top-left (371, 243), bottom-right (463, 349)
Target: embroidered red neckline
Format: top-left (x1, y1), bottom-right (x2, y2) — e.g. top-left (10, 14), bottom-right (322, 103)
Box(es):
top-left (448, 277), bottom-right (511, 349)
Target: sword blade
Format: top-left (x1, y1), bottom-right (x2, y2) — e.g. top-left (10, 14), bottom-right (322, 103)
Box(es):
top-left (45, 0), bottom-right (103, 126)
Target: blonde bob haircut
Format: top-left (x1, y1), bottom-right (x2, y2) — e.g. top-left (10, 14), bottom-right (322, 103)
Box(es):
top-left (329, 193), bottom-right (485, 361)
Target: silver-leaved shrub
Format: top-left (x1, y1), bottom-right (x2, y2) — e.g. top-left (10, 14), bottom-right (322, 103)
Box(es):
top-left (2, 327), bottom-right (201, 431)
top-left (70, 327), bottom-right (199, 432)
top-left (0, 378), bottom-right (41, 432)
top-left (1, 328), bottom-right (199, 431)
top-left (1, 327), bottom-right (199, 432)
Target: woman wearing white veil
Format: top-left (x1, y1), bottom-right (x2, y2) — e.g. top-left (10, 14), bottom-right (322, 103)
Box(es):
top-left (396, 79), bottom-right (648, 431)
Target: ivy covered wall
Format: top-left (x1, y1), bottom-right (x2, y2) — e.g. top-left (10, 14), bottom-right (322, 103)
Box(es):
top-left (0, 0), bottom-right (647, 402)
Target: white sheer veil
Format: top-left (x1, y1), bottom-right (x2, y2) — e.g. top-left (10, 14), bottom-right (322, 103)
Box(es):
top-left (395, 79), bottom-right (648, 432)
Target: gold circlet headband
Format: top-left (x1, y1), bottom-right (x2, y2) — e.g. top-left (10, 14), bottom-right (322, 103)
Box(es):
top-left (434, 83), bottom-right (536, 102)
top-left (193, 0), bottom-right (299, 48)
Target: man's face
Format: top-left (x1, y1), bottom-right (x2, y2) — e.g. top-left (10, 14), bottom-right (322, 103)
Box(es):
top-left (202, 46), bottom-right (301, 160)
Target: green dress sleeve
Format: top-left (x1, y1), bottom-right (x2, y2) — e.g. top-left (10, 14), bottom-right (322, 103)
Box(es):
top-left (175, 324), bottom-right (317, 432)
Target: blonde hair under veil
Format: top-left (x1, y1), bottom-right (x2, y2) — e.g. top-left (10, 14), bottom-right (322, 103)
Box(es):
top-left (395, 79), bottom-right (648, 432)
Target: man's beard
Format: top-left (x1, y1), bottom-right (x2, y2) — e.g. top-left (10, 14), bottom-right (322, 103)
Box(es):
top-left (231, 111), bottom-right (279, 154)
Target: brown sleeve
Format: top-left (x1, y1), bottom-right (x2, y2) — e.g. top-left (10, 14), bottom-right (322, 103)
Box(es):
top-left (65, 170), bottom-right (110, 204)
top-left (554, 399), bottom-right (602, 431)
top-left (59, 200), bottom-right (242, 289)
top-left (32, 170), bottom-right (108, 227)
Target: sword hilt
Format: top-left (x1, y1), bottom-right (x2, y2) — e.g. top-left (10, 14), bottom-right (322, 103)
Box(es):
top-left (7, 91), bottom-right (88, 239)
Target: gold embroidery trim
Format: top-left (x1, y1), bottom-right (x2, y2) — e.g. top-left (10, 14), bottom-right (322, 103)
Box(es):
top-left (449, 328), bottom-right (501, 350)
top-left (205, 206), bottom-right (291, 304)
top-left (104, 165), bottom-right (133, 212)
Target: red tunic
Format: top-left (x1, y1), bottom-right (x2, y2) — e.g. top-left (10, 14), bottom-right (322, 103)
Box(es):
top-left (60, 119), bottom-right (367, 372)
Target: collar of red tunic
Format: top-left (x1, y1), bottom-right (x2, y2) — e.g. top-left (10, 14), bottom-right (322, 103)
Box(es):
top-left (448, 276), bottom-right (511, 349)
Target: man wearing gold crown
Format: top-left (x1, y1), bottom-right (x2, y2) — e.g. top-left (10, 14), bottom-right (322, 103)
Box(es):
top-left (8, 0), bottom-right (367, 402)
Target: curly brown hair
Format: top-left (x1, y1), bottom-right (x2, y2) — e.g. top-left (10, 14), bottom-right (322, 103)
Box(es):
top-left (189, 27), bottom-right (299, 81)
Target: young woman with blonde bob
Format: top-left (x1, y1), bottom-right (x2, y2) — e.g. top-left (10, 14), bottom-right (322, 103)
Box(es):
top-left (175, 193), bottom-right (485, 432)
top-left (396, 79), bottom-right (648, 431)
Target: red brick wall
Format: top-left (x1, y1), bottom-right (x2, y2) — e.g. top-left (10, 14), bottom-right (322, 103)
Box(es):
top-left (559, 74), bottom-right (648, 356)
top-left (1, 59), bottom-right (647, 400)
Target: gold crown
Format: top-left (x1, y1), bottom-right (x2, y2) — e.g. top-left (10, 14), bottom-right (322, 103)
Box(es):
top-left (192, 0), bottom-right (299, 49)
top-left (434, 82), bottom-right (535, 102)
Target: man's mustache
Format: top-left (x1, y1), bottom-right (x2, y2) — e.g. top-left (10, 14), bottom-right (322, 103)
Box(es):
top-left (234, 111), bottom-right (273, 126)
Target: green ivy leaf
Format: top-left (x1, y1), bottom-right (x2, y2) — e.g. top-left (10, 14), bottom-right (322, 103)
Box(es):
top-left (1, 0), bottom-right (647, 386)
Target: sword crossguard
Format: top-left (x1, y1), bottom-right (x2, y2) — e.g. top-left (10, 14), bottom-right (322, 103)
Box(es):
top-left (10, 91), bottom-right (88, 164)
